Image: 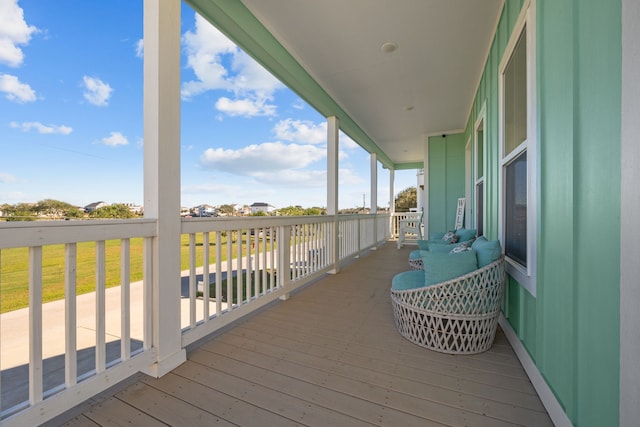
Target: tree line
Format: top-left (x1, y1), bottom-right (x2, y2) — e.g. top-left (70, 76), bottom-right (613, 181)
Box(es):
top-left (0, 199), bottom-right (136, 221)
top-left (0, 187), bottom-right (416, 221)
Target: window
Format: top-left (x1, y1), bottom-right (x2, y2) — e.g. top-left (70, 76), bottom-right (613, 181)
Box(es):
top-left (504, 151), bottom-right (527, 265)
top-left (499, 0), bottom-right (536, 295)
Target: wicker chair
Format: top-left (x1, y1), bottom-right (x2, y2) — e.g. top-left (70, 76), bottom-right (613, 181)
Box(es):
top-left (390, 257), bottom-right (506, 354)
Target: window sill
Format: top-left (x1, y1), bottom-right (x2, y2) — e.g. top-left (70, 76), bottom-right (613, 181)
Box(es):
top-left (505, 257), bottom-right (536, 298)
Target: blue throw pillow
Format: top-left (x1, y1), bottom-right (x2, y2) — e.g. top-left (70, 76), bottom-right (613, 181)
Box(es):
top-left (455, 228), bottom-right (477, 243)
top-left (421, 250), bottom-right (478, 286)
top-left (471, 236), bottom-right (502, 267)
top-left (416, 240), bottom-right (430, 250)
top-left (428, 241), bottom-right (468, 253)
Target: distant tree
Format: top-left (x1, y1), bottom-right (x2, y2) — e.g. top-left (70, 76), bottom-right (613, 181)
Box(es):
top-left (218, 204), bottom-right (235, 216)
top-left (35, 199), bottom-right (80, 219)
top-left (250, 210), bottom-right (267, 216)
top-left (2, 203), bottom-right (37, 221)
top-left (395, 187), bottom-right (417, 212)
top-left (304, 207), bottom-right (325, 215)
top-left (90, 204), bottom-right (134, 219)
top-left (276, 206), bottom-right (305, 216)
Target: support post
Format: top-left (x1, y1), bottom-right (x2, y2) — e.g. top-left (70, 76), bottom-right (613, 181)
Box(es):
top-left (389, 169), bottom-right (395, 238)
top-left (370, 153), bottom-right (378, 247)
top-left (143, 0), bottom-right (185, 377)
top-left (327, 116), bottom-right (339, 273)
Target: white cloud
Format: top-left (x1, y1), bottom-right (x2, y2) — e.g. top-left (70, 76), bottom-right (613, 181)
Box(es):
top-left (215, 96), bottom-right (276, 117)
top-left (10, 121), bottom-right (72, 134)
top-left (181, 13), bottom-right (283, 117)
top-left (100, 131), bottom-right (128, 147)
top-left (200, 142), bottom-right (325, 175)
top-left (82, 76), bottom-right (113, 106)
top-left (0, 0), bottom-right (38, 67)
top-left (0, 73), bottom-right (35, 102)
top-left (251, 169), bottom-right (326, 187)
top-left (135, 38), bottom-right (144, 58)
top-left (0, 171), bottom-right (17, 183)
top-left (273, 119), bottom-right (326, 144)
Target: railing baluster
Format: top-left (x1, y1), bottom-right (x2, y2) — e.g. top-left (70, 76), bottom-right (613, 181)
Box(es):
top-left (143, 236), bottom-right (153, 350)
top-left (269, 227), bottom-right (275, 291)
top-left (65, 243), bottom-right (77, 387)
top-left (120, 239), bottom-right (131, 361)
top-left (202, 232), bottom-right (210, 321)
top-left (252, 228), bottom-right (260, 298)
top-left (215, 232), bottom-right (222, 315)
top-left (226, 231), bottom-right (232, 309)
top-left (261, 231), bottom-right (267, 294)
top-left (245, 229), bottom-right (251, 301)
top-left (29, 246), bottom-right (43, 405)
top-left (236, 230), bottom-right (243, 305)
top-left (95, 241), bottom-right (106, 373)
top-left (189, 233), bottom-right (196, 328)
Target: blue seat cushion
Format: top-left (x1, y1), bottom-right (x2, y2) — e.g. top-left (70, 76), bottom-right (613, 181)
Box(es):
top-left (471, 236), bottom-right (502, 268)
top-left (421, 250), bottom-right (478, 286)
top-left (392, 270), bottom-right (427, 291)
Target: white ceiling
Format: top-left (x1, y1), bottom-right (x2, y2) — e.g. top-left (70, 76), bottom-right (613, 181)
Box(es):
top-left (240, 0), bottom-right (503, 166)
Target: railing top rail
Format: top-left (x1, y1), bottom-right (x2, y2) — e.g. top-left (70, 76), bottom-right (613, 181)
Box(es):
top-left (0, 219), bottom-right (157, 249)
top-left (180, 213), bottom-right (391, 234)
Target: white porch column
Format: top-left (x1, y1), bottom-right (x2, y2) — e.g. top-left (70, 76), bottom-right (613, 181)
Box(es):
top-left (370, 153), bottom-right (378, 214)
top-left (620, 0), bottom-right (640, 424)
top-left (327, 116), bottom-right (339, 272)
top-left (389, 169), bottom-right (396, 239)
top-left (422, 136), bottom-right (430, 236)
top-left (143, 0), bottom-right (186, 377)
top-left (370, 153), bottom-right (378, 247)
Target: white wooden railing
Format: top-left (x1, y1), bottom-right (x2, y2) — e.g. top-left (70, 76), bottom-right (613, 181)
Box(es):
top-left (0, 214), bottom-right (389, 425)
top-left (390, 212), bottom-right (421, 239)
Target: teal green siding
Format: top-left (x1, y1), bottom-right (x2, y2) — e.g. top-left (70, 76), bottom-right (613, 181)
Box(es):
top-left (464, 1), bottom-right (622, 425)
top-left (427, 134), bottom-right (466, 233)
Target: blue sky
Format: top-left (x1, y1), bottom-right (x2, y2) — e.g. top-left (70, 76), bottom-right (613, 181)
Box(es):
top-left (0, 0), bottom-right (417, 210)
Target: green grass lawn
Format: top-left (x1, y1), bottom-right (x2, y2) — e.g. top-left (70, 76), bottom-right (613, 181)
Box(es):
top-left (0, 233), bottom-right (261, 313)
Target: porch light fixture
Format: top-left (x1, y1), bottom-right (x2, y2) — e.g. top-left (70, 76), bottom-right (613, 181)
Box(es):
top-left (381, 42), bottom-right (397, 53)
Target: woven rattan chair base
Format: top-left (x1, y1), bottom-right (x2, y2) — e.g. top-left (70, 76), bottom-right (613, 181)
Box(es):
top-left (391, 257), bottom-right (505, 354)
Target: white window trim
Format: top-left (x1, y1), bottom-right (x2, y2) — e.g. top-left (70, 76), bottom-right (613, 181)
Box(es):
top-left (474, 102), bottom-right (487, 234)
top-left (498, 0), bottom-right (537, 297)
top-left (465, 137), bottom-right (472, 229)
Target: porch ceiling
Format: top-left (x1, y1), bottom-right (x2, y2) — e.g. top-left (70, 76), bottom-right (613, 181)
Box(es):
top-left (191, 0), bottom-right (503, 168)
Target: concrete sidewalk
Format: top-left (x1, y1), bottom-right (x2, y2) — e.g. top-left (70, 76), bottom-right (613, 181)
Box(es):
top-left (0, 257), bottom-right (253, 371)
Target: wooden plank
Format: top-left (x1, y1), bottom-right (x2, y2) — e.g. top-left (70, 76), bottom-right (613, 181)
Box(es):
top-left (186, 350), bottom-right (438, 427)
top-left (227, 324), bottom-right (544, 410)
top-left (171, 360), bottom-right (374, 427)
top-left (141, 372), bottom-right (303, 427)
top-left (227, 318), bottom-right (534, 391)
top-left (84, 395), bottom-right (168, 427)
top-left (115, 381), bottom-right (234, 426)
top-left (57, 414), bottom-right (100, 426)
top-left (198, 339), bottom-right (551, 427)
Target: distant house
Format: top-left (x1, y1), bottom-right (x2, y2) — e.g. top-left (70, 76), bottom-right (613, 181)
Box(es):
top-left (84, 201), bottom-right (107, 213)
top-left (123, 203), bottom-right (143, 215)
top-left (250, 202), bottom-right (275, 215)
top-left (193, 204), bottom-right (217, 217)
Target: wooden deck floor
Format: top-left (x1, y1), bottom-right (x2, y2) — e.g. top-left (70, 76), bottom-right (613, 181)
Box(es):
top-left (56, 242), bottom-right (553, 427)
